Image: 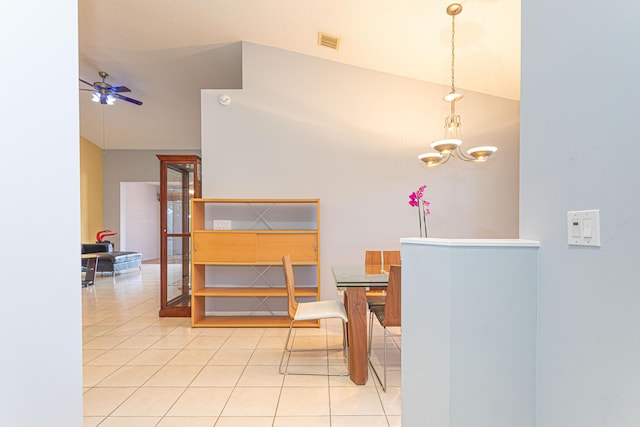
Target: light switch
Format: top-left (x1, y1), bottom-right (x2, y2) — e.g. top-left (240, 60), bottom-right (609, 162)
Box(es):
top-left (567, 210), bottom-right (600, 247)
top-left (583, 218), bottom-right (593, 238)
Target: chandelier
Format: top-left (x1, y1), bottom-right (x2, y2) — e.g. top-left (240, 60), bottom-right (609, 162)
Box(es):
top-left (419, 3), bottom-right (497, 167)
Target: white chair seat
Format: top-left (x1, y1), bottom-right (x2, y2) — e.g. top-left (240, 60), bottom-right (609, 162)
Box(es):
top-left (295, 300), bottom-right (348, 322)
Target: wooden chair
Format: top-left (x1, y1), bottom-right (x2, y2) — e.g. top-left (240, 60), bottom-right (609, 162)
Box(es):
top-left (383, 250), bottom-right (401, 272)
top-left (279, 254), bottom-right (349, 376)
top-left (367, 264), bottom-right (401, 391)
top-left (364, 250), bottom-right (382, 274)
top-left (366, 250), bottom-right (401, 309)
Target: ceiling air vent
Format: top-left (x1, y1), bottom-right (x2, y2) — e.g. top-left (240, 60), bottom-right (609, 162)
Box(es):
top-left (318, 32), bottom-right (341, 51)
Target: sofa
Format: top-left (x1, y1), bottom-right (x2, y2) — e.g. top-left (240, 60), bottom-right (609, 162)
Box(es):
top-left (81, 243), bottom-right (142, 279)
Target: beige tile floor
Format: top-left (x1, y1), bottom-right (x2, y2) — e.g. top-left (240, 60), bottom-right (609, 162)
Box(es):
top-left (82, 264), bottom-right (401, 427)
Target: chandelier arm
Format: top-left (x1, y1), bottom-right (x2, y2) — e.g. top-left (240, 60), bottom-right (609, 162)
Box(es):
top-left (438, 152), bottom-right (453, 165)
top-left (453, 147), bottom-right (475, 162)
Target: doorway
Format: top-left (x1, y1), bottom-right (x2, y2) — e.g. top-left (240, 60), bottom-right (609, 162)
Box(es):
top-left (119, 181), bottom-right (160, 259)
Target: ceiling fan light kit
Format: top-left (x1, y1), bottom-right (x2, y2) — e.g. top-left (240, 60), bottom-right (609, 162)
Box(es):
top-left (92, 92), bottom-right (115, 105)
top-left (418, 3), bottom-right (497, 167)
top-left (80, 71), bottom-right (143, 106)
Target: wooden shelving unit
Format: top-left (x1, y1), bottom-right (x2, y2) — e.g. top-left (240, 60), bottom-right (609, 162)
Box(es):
top-left (190, 198), bottom-right (320, 327)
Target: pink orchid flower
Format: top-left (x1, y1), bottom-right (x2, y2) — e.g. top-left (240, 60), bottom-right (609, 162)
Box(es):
top-left (409, 185), bottom-right (431, 237)
top-left (409, 192), bottom-right (419, 207)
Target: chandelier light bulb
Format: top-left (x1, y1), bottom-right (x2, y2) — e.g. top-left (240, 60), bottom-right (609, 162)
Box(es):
top-left (431, 139), bottom-right (461, 154)
top-left (467, 146), bottom-right (498, 161)
top-left (418, 152), bottom-right (443, 167)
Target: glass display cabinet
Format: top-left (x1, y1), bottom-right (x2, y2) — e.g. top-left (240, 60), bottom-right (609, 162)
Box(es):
top-left (157, 154), bottom-right (201, 317)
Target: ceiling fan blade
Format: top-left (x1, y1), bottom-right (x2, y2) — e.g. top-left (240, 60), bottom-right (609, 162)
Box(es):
top-left (113, 93), bottom-right (143, 106)
top-left (108, 85), bottom-right (131, 93)
top-left (79, 78), bottom-right (96, 88)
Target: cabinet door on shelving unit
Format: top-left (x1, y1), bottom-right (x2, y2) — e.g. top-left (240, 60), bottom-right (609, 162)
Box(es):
top-left (257, 233), bottom-right (318, 263)
top-left (193, 233), bottom-right (257, 263)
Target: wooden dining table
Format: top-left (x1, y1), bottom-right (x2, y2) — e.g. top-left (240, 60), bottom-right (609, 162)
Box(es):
top-left (332, 264), bottom-right (388, 385)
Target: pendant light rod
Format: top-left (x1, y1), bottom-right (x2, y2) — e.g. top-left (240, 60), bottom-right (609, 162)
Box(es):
top-left (447, 3), bottom-right (461, 99)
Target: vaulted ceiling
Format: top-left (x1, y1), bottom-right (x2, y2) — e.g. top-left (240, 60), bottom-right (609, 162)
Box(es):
top-left (79, 0), bottom-right (520, 150)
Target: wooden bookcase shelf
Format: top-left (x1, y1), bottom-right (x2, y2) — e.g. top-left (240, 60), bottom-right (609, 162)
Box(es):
top-left (190, 315), bottom-right (318, 328)
top-left (190, 198), bottom-right (320, 327)
top-left (192, 287), bottom-right (318, 297)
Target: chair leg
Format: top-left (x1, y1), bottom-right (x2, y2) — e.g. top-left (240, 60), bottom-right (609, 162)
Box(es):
top-left (343, 320), bottom-right (348, 350)
top-left (368, 331), bottom-right (385, 391)
top-left (381, 327), bottom-right (402, 392)
top-left (279, 321), bottom-right (295, 375)
top-left (382, 326), bottom-right (388, 392)
top-left (368, 315), bottom-right (397, 391)
top-left (368, 310), bottom-right (374, 358)
top-left (336, 320), bottom-right (350, 376)
top-left (368, 310), bottom-right (383, 389)
top-left (279, 319), bottom-right (349, 376)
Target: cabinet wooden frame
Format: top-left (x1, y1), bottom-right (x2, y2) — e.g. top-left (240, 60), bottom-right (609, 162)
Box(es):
top-left (190, 198), bottom-right (320, 327)
top-left (157, 154), bottom-right (201, 317)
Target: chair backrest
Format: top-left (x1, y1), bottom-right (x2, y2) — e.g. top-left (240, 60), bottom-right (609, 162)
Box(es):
top-left (365, 250), bottom-right (382, 266)
top-left (365, 250), bottom-right (382, 274)
top-left (383, 250), bottom-right (401, 272)
top-left (282, 254), bottom-right (298, 319)
top-left (383, 265), bottom-right (401, 327)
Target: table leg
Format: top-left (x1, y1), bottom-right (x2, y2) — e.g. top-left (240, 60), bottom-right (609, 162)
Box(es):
top-left (82, 257), bottom-right (98, 287)
top-left (345, 287), bottom-right (368, 385)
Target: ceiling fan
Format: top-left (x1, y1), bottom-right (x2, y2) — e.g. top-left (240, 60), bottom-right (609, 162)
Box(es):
top-left (79, 71), bottom-right (143, 106)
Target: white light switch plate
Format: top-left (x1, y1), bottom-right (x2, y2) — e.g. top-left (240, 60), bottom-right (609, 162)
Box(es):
top-left (213, 220), bottom-right (232, 230)
top-left (567, 210), bottom-right (600, 247)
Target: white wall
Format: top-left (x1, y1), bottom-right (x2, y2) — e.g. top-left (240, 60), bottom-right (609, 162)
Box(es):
top-left (202, 42), bottom-right (520, 299)
top-left (0, 1), bottom-right (82, 426)
top-left (103, 149), bottom-right (200, 250)
top-left (121, 182), bottom-right (160, 259)
top-left (401, 239), bottom-right (538, 427)
top-left (521, 1), bottom-right (640, 426)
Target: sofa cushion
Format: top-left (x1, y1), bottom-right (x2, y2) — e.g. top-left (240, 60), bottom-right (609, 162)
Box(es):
top-left (103, 252), bottom-right (142, 264)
